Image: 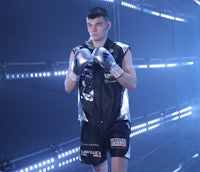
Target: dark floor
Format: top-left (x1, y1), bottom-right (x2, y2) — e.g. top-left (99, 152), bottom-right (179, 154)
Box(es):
top-left (2, 102), bottom-right (200, 172)
top-left (54, 105), bottom-right (200, 172)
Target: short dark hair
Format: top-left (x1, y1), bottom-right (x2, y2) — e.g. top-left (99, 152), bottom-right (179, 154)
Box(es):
top-left (86, 7), bottom-right (109, 20)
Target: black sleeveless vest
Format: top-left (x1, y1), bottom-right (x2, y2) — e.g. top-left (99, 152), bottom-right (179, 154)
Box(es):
top-left (73, 38), bottom-right (131, 129)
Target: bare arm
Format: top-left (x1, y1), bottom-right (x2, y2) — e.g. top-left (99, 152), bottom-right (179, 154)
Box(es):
top-left (117, 49), bottom-right (137, 90)
top-left (64, 51), bottom-right (78, 93)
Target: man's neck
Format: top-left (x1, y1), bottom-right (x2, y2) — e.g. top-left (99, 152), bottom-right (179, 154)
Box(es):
top-left (92, 38), bottom-right (107, 48)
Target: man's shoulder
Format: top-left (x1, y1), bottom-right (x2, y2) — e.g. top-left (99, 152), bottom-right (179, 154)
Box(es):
top-left (114, 41), bottom-right (129, 48)
top-left (112, 41), bottom-right (130, 54)
top-left (72, 40), bottom-right (93, 53)
top-left (73, 44), bottom-right (83, 49)
top-left (72, 44), bottom-right (85, 54)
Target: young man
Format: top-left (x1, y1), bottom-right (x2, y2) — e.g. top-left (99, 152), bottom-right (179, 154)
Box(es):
top-left (64, 7), bottom-right (137, 172)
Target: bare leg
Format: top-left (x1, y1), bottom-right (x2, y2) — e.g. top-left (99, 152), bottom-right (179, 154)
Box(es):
top-left (111, 157), bottom-right (128, 172)
top-left (92, 160), bottom-right (108, 172)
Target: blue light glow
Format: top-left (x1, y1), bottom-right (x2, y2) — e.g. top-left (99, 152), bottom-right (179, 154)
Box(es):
top-left (194, 0), bottom-right (200, 6)
top-left (14, 104), bottom-right (193, 171)
top-left (149, 64), bottom-right (166, 68)
top-left (160, 13), bottom-right (175, 20)
top-left (121, 1), bottom-right (141, 11)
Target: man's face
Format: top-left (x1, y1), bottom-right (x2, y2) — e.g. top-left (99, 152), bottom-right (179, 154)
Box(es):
top-left (86, 16), bottom-right (111, 42)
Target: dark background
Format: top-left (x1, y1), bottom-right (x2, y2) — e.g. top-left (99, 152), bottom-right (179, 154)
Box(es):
top-left (0, 0), bottom-right (200, 166)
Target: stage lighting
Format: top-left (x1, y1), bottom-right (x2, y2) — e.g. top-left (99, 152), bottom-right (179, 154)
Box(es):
top-left (9, 100), bottom-right (196, 172)
top-left (121, 1), bottom-right (141, 11)
top-left (194, 0), bottom-right (200, 6)
top-left (1, 56), bottom-right (197, 80)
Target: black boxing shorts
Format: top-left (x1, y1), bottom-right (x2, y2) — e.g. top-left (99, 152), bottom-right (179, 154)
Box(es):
top-left (80, 120), bottom-right (131, 166)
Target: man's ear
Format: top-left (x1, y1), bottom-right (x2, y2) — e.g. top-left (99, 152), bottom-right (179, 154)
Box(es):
top-left (107, 21), bottom-right (111, 30)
